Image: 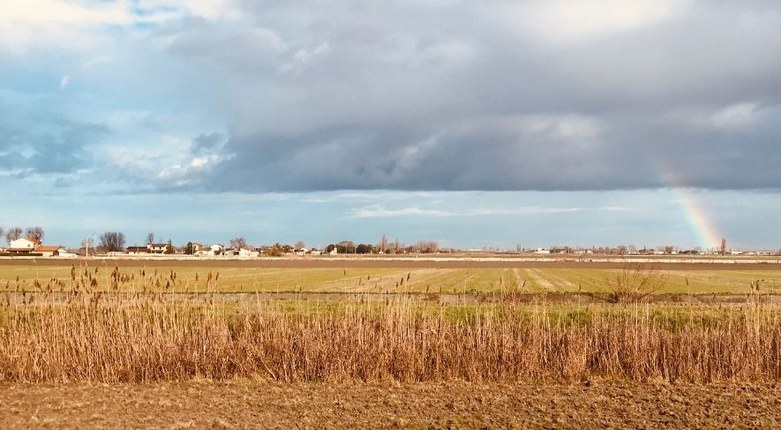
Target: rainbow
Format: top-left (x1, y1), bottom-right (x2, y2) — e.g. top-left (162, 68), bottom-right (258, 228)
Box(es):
top-left (657, 168), bottom-right (722, 250)
top-left (670, 188), bottom-right (722, 250)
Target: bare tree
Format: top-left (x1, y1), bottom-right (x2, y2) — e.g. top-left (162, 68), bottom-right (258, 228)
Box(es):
top-left (230, 237), bottom-right (248, 250)
top-left (415, 240), bottom-right (439, 253)
top-left (5, 227), bottom-right (22, 244)
top-left (25, 226), bottom-right (44, 243)
top-left (0, 227), bottom-right (4, 242)
top-left (606, 264), bottom-right (664, 303)
top-left (100, 232), bottom-right (126, 252)
top-left (146, 232), bottom-right (155, 245)
top-left (294, 240), bottom-right (306, 250)
top-left (378, 234), bottom-right (388, 253)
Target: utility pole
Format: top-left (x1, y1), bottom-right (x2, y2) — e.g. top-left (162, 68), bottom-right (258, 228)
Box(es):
top-left (85, 232), bottom-right (96, 257)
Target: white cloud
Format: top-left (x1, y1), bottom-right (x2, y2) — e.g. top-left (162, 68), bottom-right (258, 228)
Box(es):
top-left (469, 207), bottom-right (583, 216)
top-left (350, 205), bottom-right (584, 219)
top-left (0, 0), bottom-right (124, 52)
top-left (455, 114), bottom-right (601, 141)
top-left (0, 0), bottom-right (239, 52)
top-left (59, 75), bottom-right (70, 89)
top-left (157, 154), bottom-right (222, 188)
top-left (667, 102), bottom-right (764, 131)
top-left (710, 102), bottom-right (762, 130)
top-left (97, 133), bottom-right (224, 187)
top-left (0, 0), bottom-right (131, 26)
top-left (517, 114), bottom-right (601, 139)
top-left (501, 0), bottom-right (680, 45)
top-left (300, 191), bottom-right (430, 204)
top-left (281, 42), bottom-right (331, 73)
top-left (0, 168), bottom-right (34, 178)
top-left (189, 157), bottom-right (209, 168)
top-left (139, 0), bottom-right (240, 21)
top-left (349, 202), bottom-right (635, 219)
top-left (351, 206), bottom-right (453, 218)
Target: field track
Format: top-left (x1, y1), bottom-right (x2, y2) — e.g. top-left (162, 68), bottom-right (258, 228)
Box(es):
top-left (0, 257), bottom-right (778, 271)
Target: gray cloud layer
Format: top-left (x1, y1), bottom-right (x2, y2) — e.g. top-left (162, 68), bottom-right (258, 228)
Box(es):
top-left (3, 1), bottom-right (780, 192)
top-left (177, 0), bottom-right (781, 191)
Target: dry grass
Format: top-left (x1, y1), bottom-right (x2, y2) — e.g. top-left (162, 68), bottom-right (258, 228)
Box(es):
top-left (1, 266), bottom-right (780, 384)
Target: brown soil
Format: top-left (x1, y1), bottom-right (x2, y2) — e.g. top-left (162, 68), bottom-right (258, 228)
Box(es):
top-left (1, 380), bottom-right (779, 429)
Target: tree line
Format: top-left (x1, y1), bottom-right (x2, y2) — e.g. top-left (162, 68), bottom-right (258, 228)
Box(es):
top-left (0, 226), bottom-right (45, 245)
top-left (0, 226), bottom-right (450, 256)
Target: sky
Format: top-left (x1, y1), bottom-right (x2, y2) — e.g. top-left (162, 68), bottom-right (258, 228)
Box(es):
top-left (1, 0), bottom-right (779, 250)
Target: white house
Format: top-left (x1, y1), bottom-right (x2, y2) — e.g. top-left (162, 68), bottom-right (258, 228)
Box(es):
top-left (148, 243), bottom-right (169, 254)
top-left (6, 239), bottom-right (68, 257)
top-left (9, 238), bottom-right (37, 251)
top-left (198, 244), bottom-right (225, 256)
top-left (238, 248), bottom-right (259, 258)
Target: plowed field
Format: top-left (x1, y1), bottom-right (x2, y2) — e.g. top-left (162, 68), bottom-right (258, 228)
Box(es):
top-left (2, 381), bottom-right (779, 429)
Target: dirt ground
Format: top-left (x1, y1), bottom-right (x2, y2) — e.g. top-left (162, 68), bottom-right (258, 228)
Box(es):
top-left (1, 380), bottom-right (779, 429)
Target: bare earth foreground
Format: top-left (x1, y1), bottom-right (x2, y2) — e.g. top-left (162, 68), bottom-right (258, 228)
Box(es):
top-left (1, 381), bottom-right (780, 429)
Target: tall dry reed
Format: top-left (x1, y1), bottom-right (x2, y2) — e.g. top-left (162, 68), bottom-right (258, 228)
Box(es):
top-left (0, 290), bottom-right (779, 383)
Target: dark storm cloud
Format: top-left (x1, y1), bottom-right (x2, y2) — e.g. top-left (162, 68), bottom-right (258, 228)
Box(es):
top-left (165, 1), bottom-right (781, 191)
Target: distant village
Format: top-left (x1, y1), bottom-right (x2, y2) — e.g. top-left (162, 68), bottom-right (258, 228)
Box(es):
top-left (0, 227), bottom-right (778, 258)
top-left (1, 233), bottom-right (445, 258)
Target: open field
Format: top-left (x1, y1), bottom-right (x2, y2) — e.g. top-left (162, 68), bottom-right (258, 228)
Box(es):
top-left (2, 380), bottom-right (780, 429)
top-left (2, 258), bottom-right (780, 427)
top-left (0, 260), bottom-right (778, 296)
top-left (1, 259), bottom-right (779, 381)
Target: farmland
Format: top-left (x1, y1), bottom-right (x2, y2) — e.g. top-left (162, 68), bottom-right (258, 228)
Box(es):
top-left (1, 257), bottom-right (780, 428)
top-left (0, 260), bottom-right (778, 296)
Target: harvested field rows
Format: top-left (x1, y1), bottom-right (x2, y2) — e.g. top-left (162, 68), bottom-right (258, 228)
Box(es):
top-left (0, 264), bottom-right (778, 295)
